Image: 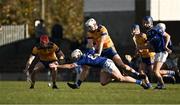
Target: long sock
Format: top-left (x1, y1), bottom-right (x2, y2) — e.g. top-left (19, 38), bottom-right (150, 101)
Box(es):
top-left (53, 82), bottom-right (56, 86)
top-left (163, 74), bottom-right (173, 78)
top-left (167, 71), bottom-right (175, 75)
top-left (147, 83), bottom-right (152, 88)
top-left (132, 70), bottom-right (139, 76)
top-left (77, 80), bottom-right (82, 86)
top-left (135, 80), bottom-right (142, 85)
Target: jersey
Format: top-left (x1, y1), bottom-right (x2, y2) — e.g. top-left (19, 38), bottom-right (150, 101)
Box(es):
top-left (134, 33), bottom-right (155, 58)
top-left (147, 27), bottom-right (166, 53)
top-left (74, 54), bottom-right (107, 68)
top-left (134, 33), bottom-right (150, 58)
top-left (32, 42), bottom-right (60, 61)
top-left (87, 25), bottom-right (114, 49)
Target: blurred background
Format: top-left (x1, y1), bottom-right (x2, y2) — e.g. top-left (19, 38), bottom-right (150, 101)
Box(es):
top-left (0, 0), bottom-right (179, 82)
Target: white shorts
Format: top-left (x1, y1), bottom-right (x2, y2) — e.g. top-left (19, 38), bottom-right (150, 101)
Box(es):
top-left (154, 51), bottom-right (168, 63)
top-left (102, 59), bottom-right (117, 74)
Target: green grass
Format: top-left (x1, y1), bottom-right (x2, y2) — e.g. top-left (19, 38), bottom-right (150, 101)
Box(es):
top-left (0, 81), bottom-right (180, 104)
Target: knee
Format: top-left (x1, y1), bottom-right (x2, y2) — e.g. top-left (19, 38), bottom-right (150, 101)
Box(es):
top-left (117, 77), bottom-right (124, 82)
top-left (154, 70), bottom-right (160, 75)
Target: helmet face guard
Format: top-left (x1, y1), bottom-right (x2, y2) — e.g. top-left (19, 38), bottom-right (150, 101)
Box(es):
top-left (85, 18), bottom-right (97, 31)
top-left (71, 49), bottom-right (82, 60)
top-left (131, 24), bottom-right (140, 35)
top-left (142, 16), bottom-right (153, 29)
top-left (156, 23), bottom-right (166, 34)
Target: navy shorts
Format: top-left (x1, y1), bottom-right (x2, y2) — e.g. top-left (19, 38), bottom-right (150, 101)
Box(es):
top-left (101, 47), bottom-right (117, 59)
top-left (40, 60), bottom-right (57, 69)
top-left (141, 57), bottom-right (152, 65)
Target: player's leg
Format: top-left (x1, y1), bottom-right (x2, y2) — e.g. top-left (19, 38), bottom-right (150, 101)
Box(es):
top-left (67, 65), bottom-right (90, 89)
top-left (159, 69), bottom-right (176, 84)
top-left (30, 62), bottom-right (45, 89)
top-left (154, 52), bottom-right (168, 89)
top-left (100, 71), bottom-right (112, 86)
top-left (139, 59), bottom-right (152, 88)
top-left (102, 59), bottom-right (148, 89)
top-left (111, 66), bottom-right (148, 89)
top-left (76, 65), bottom-right (89, 86)
top-left (102, 47), bottom-right (141, 78)
top-left (112, 54), bottom-right (144, 78)
top-left (49, 61), bottom-right (59, 89)
top-left (153, 61), bottom-right (165, 89)
top-left (160, 70), bottom-right (175, 76)
top-left (75, 65), bottom-right (83, 83)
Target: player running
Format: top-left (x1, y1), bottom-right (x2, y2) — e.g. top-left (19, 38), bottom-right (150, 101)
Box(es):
top-left (146, 23), bottom-right (173, 89)
top-left (24, 35), bottom-right (64, 89)
top-left (50, 49), bottom-right (149, 89)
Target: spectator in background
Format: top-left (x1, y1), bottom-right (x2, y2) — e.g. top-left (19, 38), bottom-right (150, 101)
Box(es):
top-left (34, 19), bottom-right (48, 43)
top-left (51, 18), bottom-right (63, 45)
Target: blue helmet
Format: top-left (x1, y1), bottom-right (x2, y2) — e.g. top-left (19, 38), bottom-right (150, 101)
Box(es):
top-left (142, 16), bottom-right (153, 29)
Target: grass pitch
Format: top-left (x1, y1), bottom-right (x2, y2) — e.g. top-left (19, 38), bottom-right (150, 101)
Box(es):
top-left (0, 81), bottom-right (180, 104)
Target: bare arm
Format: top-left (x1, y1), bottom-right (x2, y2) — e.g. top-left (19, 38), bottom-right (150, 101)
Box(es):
top-left (164, 32), bottom-right (171, 48)
top-left (164, 32), bottom-right (172, 53)
top-left (50, 63), bottom-right (77, 69)
top-left (86, 38), bottom-right (94, 49)
top-left (97, 35), bottom-right (105, 56)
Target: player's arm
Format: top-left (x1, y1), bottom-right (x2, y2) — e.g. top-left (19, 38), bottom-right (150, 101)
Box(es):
top-left (86, 33), bottom-right (94, 49)
top-left (164, 32), bottom-right (172, 53)
top-left (57, 49), bottom-right (65, 60)
top-left (132, 36), bottom-right (137, 48)
top-left (132, 36), bottom-right (140, 54)
top-left (95, 27), bottom-right (108, 56)
top-left (50, 63), bottom-right (77, 69)
top-left (54, 43), bottom-right (65, 60)
top-left (96, 35), bottom-right (105, 56)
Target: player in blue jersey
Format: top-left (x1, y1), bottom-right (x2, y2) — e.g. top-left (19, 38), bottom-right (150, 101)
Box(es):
top-left (50, 49), bottom-right (149, 89)
top-left (146, 23), bottom-right (172, 89)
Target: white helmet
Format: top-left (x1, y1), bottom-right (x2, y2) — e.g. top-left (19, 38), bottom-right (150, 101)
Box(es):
top-left (71, 49), bottom-right (83, 59)
top-left (35, 20), bottom-right (41, 27)
top-left (85, 18), bottom-right (96, 27)
top-left (156, 23), bottom-right (166, 32)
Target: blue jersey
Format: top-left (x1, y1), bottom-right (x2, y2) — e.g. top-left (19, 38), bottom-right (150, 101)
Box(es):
top-left (147, 28), bottom-right (166, 53)
top-left (75, 54), bottom-right (107, 68)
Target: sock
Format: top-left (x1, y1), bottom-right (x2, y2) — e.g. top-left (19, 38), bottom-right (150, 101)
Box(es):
top-left (135, 80), bottom-right (142, 85)
top-left (163, 74), bottom-right (173, 78)
top-left (132, 70), bottom-right (139, 76)
top-left (53, 82), bottom-right (56, 86)
top-left (147, 83), bottom-right (152, 87)
top-left (77, 80), bottom-right (82, 86)
top-left (167, 71), bottom-right (175, 75)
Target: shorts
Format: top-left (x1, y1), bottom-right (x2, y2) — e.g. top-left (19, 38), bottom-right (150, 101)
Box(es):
top-left (102, 59), bottom-right (117, 74)
top-left (40, 60), bottom-right (57, 69)
top-left (154, 51), bottom-right (168, 63)
top-left (101, 47), bottom-right (117, 59)
top-left (141, 57), bottom-right (153, 65)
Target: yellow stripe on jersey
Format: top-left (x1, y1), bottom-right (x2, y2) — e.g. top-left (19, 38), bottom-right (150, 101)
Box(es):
top-left (87, 25), bottom-right (114, 49)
